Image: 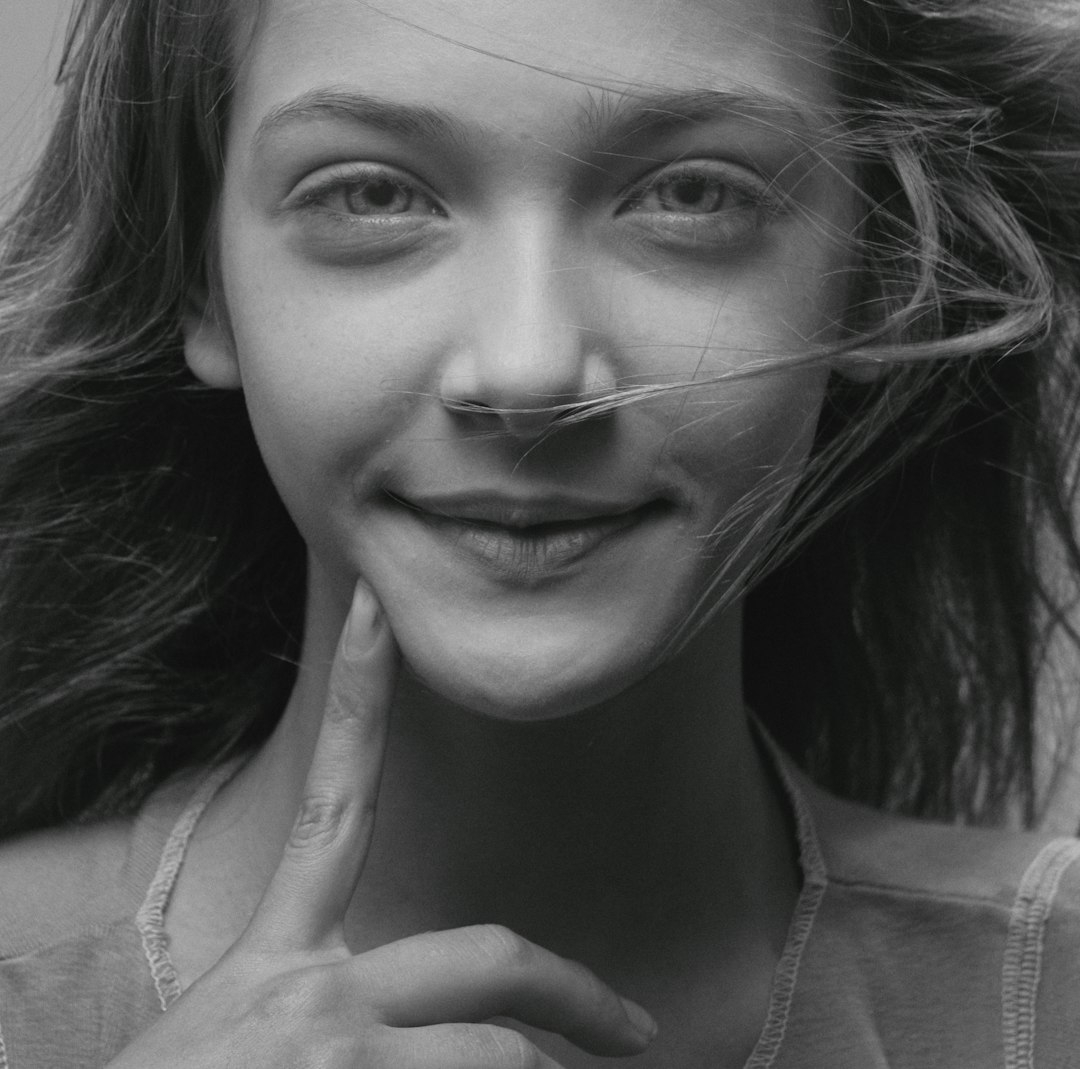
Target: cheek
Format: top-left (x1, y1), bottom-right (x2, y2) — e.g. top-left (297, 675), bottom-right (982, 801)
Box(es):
top-left (220, 265), bottom-right (437, 502)
top-left (674, 367), bottom-right (830, 562)
top-left (616, 266), bottom-right (836, 483)
top-left (700, 366), bottom-right (828, 468)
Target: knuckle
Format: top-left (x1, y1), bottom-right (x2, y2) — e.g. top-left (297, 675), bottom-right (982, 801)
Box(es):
top-left (288, 793), bottom-right (350, 851)
top-left (566, 957), bottom-right (612, 1011)
top-left (324, 688), bottom-right (358, 725)
top-left (469, 923), bottom-right (535, 971)
top-left (246, 967), bottom-right (338, 1027)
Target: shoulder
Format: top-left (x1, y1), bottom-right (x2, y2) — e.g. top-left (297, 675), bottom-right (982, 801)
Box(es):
top-left (0, 818), bottom-right (170, 1069)
top-left (799, 773), bottom-right (1080, 980)
top-left (778, 763), bottom-right (1080, 1066)
top-left (0, 775), bottom-right (221, 1067)
top-left (796, 773), bottom-right (1080, 910)
top-left (0, 816), bottom-right (141, 956)
top-left (785, 764), bottom-right (1080, 993)
top-left (0, 775), bottom-right (198, 958)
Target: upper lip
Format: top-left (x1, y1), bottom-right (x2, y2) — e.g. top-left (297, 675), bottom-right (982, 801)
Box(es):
top-left (388, 490), bottom-right (659, 529)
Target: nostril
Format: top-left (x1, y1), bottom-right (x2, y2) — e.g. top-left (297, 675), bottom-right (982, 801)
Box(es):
top-left (445, 399), bottom-right (553, 433)
top-left (497, 406), bottom-right (562, 440)
top-left (550, 399), bottom-right (615, 425)
top-left (442, 397), bottom-right (615, 440)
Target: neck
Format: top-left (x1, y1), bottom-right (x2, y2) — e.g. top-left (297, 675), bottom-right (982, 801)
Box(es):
top-left (187, 574), bottom-right (798, 985)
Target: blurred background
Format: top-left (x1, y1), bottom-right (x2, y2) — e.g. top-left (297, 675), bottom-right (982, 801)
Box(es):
top-left (0, 1), bottom-right (74, 202)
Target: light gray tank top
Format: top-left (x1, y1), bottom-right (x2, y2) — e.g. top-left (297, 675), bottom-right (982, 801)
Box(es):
top-left (2, 750), bottom-right (1080, 1068)
top-left (0, 762), bottom-right (238, 1068)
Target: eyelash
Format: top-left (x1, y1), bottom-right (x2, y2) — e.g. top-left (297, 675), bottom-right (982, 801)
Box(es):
top-left (290, 164), bottom-right (447, 219)
top-left (616, 160), bottom-right (776, 218)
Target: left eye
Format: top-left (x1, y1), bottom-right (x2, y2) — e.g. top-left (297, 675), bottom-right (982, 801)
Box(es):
top-left (618, 162), bottom-right (770, 218)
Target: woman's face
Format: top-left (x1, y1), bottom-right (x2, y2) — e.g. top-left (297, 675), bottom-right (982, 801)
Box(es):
top-left (187, 0), bottom-right (854, 718)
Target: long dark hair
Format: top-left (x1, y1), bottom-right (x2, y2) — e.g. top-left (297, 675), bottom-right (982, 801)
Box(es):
top-left (748, 0), bottom-right (1080, 823)
top-left (0, 0), bottom-right (306, 833)
top-left (0, 0), bottom-right (1077, 835)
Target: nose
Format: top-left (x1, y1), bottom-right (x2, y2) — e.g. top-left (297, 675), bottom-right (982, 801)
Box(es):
top-left (438, 221), bottom-right (616, 440)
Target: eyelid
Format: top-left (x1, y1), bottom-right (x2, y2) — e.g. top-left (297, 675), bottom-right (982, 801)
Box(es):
top-left (283, 161), bottom-right (447, 215)
top-left (615, 157), bottom-right (783, 213)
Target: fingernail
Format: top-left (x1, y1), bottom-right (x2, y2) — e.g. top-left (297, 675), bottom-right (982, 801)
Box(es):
top-left (343, 579), bottom-right (381, 658)
top-left (620, 997), bottom-right (658, 1042)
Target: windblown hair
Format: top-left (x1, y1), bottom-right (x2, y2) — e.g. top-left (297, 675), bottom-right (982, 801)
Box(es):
top-left (744, 0), bottom-right (1080, 823)
top-left (0, 0), bottom-right (304, 833)
top-left (0, 0), bottom-right (1078, 835)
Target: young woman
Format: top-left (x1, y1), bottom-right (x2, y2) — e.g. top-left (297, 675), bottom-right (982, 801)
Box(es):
top-left (1, 0), bottom-right (1079, 1065)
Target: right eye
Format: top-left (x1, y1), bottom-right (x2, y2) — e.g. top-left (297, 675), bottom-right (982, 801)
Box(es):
top-left (290, 163), bottom-right (446, 219)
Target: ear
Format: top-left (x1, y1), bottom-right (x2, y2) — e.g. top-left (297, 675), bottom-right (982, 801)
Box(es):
top-left (183, 290), bottom-right (242, 390)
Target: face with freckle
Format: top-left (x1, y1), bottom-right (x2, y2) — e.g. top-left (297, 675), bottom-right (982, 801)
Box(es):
top-left (184, 0), bottom-right (855, 719)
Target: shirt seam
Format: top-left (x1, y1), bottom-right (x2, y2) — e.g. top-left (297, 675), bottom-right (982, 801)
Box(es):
top-left (742, 728), bottom-right (829, 1068)
top-left (1001, 836), bottom-right (1080, 1069)
top-left (134, 760), bottom-right (243, 1013)
top-left (826, 874), bottom-right (1020, 909)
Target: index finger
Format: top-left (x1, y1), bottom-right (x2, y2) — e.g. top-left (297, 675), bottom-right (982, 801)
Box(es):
top-left (245, 578), bottom-right (398, 952)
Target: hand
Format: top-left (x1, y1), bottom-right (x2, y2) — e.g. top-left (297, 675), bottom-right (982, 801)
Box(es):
top-left (107, 580), bottom-right (657, 1068)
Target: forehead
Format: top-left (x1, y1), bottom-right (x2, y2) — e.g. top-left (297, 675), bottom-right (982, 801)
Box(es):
top-left (230, 0), bottom-right (837, 145)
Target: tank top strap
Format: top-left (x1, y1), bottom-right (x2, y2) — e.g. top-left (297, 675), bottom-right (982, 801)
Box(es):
top-left (135, 759), bottom-right (244, 1011)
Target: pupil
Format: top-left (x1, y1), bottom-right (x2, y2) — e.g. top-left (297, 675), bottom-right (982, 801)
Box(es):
top-left (366, 181), bottom-right (401, 208)
top-left (673, 177), bottom-right (708, 205)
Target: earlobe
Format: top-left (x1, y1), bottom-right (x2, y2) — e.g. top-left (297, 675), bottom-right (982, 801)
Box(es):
top-left (183, 296), bottom-right (243, 390)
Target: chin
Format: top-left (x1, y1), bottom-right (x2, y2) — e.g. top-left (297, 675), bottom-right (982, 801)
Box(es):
top-left (398, 632), bottom-right (655, 722)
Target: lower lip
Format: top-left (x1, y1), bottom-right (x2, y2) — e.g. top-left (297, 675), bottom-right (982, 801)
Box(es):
top-left (403, 504), bottom-right (662, 583)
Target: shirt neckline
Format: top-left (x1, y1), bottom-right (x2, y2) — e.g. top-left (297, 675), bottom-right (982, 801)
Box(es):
top-left (739, 730), bottom-right (828, 1067)
top-left (135, 759), bottom-right (243, 1011)
top-left (137, 738), bottom-right (828, 1067)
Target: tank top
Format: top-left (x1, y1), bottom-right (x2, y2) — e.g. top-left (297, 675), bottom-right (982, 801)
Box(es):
top-left (2, 751), bottom-right (1080, 1068)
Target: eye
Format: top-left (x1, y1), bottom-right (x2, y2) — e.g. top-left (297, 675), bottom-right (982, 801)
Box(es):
top-left (615, 159), bottom-right (779, 246)
top-left (630, 173), bottom-right (747, 214)
top-left (289, 164), bottom-right (446, 219)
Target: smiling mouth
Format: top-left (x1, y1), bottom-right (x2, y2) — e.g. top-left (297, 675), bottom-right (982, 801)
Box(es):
top-left (386, 493), bottom-right (670, 582)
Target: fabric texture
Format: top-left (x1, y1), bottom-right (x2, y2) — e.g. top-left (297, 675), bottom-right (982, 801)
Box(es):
top-left (1, 748), bottom-right (1078, 1068)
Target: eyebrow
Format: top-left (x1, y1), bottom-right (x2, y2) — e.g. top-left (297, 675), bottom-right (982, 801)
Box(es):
top-left (580, 88), bottom-right (818, 147)
top-left (252, 85), bottom-right (819, 154)
top-left (254, 88), bottom-right (471, 151)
